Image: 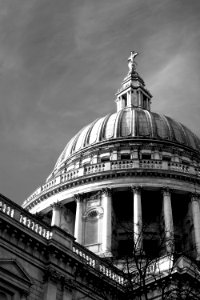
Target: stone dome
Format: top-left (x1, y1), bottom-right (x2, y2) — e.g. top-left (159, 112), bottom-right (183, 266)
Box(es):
top-left (23, 52), bottom-right (200, 219)
top-left (53, 107), bottom-right (200, 173)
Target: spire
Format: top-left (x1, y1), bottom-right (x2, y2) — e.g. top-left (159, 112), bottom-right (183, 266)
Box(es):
top-left (115, 52), bottom-right (152, 112)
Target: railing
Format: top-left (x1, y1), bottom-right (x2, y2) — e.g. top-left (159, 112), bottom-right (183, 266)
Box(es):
top-left (168, 162), bottom-right (189, 173)
top-left (0, 201), bottom-right (15, 218)
top-left (19, 214), bottom-right (52, 239)
top-left (42, 177), bottom-right (60, 192)
top-left (0, 195), bottom-right (52, 240)
top-left (61, 169), bottom-right (80, 182)
top-left (84, 163), bottom-right (106, 174)
top-left (73, 242), bottom-right (125, 285)
top-left (111, 160), bottom-right (135, 169)
top-left (24, 159), bottom-right (199, 206)
top-left (139, 160), bottom-right (162, 169)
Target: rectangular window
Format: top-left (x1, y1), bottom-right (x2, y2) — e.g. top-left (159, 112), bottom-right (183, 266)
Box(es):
top-left (85, 219), bottom-right (98, 245)
top-left (162, 156), bottom-right (171, 162)
top-left (142, 153), bottom-right (151, 160)
top-left (121, 153), bottom-right (130, 160)
top-left (101, 156), bottom-right (110, 162)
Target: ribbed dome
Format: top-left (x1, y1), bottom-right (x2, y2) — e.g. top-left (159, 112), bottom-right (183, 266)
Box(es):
top-left (53, 107), bottom-right (200, 172)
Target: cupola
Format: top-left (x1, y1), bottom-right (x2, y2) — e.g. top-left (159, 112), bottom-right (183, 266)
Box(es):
top-left (115, 51), bottom-right (152, 111)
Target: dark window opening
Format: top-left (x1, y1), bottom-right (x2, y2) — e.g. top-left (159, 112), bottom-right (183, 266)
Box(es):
top-left (121, 153), bottom-right (131, 160)
top-left (141, 153), bottom-right (151, 160)
top-left (101, 156), bottom-right (110, 162)
top-left (143, 239), bottom-right (160, 258)
top-left (122, 94), bottom-right (127, 107)
top-left (117, 240), bottom-right (133, 258)
top-left (162, 156), bottom-right (171, 162)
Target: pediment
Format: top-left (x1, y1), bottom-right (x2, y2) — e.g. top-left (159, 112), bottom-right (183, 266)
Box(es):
top-left (0, 259), bottom-right (32, 284)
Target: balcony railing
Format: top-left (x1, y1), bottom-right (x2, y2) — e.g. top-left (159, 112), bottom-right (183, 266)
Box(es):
top-left (73, 242), bottom-right (125, 285)
top-left (24, 159), bottom-right (199, 206)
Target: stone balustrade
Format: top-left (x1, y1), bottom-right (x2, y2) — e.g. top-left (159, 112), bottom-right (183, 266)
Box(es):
top-left (0, 201), bottom-right (15, 218)
top-left (139, 159), bottom-right (162, 169)
top-left (168, 162), bottom-right (189, 173)
top-left (19, 214), bottom-right (52, 239)
top-left (73, 242), bottom-right (125, 285)
top-left (24, 159), bottom-right (199, 207)
top-left (0, 195), bottom-right (52, 240)
top-left (84, 163), bottom-right (106, 174)
top-left (42, 177), bottom-right (60, 192)
top-left (111, 160), bottom-right (135, 169)
top-left (61, 169), bottom-right (80, 182)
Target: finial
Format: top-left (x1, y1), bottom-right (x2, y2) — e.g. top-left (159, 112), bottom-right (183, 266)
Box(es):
top-left (128, 51), bottom-right (139, 74)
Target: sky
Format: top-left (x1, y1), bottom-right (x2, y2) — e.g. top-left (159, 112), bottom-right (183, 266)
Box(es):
top-left (0, 0), bottom-right (200, 205)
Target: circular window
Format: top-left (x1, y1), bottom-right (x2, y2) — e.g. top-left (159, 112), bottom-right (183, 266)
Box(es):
top-left (88, 210), bottom-right (98, 218)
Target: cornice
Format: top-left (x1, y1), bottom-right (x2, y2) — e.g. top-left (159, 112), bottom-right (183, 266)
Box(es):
top-left (26, 168), bottom-right (200, 211)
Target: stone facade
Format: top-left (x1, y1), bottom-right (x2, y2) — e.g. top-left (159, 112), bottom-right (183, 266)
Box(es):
top-left (0, 194), bottom-right (124, 300)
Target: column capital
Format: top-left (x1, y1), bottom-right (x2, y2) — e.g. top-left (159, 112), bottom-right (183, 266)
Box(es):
top-left (74, 193), bottom-right (83, 203)
top-left (131, 185), bottom-right (142, 193)
top-left (191, 193), bottom-right (200, 201)
top-left (50, 201), bottom-right (62, 209)
top-left (101, 188), bottom-right (112, 197)
top-left (161, 186), bottom-right (171, 196)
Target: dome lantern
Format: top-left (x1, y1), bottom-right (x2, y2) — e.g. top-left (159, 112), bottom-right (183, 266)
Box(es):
top-left (115, 51), bottom-right (152, 112)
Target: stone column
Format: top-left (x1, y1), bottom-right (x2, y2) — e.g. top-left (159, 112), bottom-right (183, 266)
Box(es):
top-left (74, 194), bottom-right (83, 244)
top-left (132, 186), bottom-right (142, 251)
top-left (101, 188), bottom-right (112, 256)
top-left (60, 207), bottom-right (74, 235)
top-left (138, 91), bottom-right (142, 108)
top-left (51, 202), bottom-right (62, 227)
top-left (191, 193), bottom-right (200, 260)
top-left (162, 187), bottom-right (174, 253)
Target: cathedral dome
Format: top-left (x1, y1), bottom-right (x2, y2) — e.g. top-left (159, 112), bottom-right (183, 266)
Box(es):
top-left (53, 107), bottom-right (200, 173)
top-left (23, 51), bottom-right (200, 259)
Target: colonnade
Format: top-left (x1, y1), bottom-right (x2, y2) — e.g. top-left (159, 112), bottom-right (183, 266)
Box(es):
top-left (50, 187), bottom-right (200, 260)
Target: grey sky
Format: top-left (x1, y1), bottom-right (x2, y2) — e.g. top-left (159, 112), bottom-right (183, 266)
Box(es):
top-left (0, 0), bottom-right (200, 205)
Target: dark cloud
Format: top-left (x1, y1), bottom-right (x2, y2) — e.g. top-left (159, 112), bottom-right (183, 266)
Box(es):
top-left (0, 0), bottom-right (200, 203)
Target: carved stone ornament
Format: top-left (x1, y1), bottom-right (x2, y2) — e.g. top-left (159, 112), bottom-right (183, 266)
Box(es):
top-left (50, 201), bottom-right (62, 209)
top-left (191, 192), bottom-right (200, 201)
top-left (74, 193), bottom-right (83, 202)
top-left (161, 186), bottom-right (171, 196)
top-left (101, 188), bottom-right (112, 197)
top-left (83, 207), bottom-right (104, 220)
top-left (131, 185), bottom-right (142, 193)
top-left (43, 267), bottom-right (63, 283)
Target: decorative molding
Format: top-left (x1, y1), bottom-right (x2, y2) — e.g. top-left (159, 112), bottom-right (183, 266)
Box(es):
top-left (50, 202), bottom-right (62, 209)
top-left (26, 168), bottom-right (200, 211)
top-left (131, 185), bottom-right (142, 193)
top-left (161, 186), bottom-right (171, 196)
top-left (74, 194), bottom-right (83, 203)
top-left (101, 188), bottom-right (112, 197)
top-left (191, 192), bottom-right (200, 201)
top-left (83, 207), bottom-right (104, 220)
